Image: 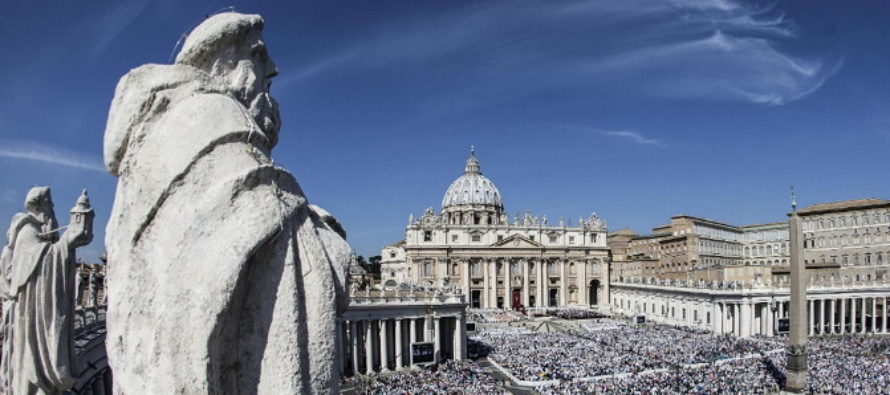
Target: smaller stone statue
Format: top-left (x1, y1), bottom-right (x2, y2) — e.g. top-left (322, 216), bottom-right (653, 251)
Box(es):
top-left (88, 265), bottom-right (99, 308)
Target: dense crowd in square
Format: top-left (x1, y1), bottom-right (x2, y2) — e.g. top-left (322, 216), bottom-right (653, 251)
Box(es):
top-left (474, 320), bottom-right (781, 381)
top-left (358, 359), bottom-right (508, 394)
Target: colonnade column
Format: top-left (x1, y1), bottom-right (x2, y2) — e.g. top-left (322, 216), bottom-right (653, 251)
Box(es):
top-left (830, 300), bottom-right (836, 334)
top-left (379, 320), bottom-right (389, 371)
top-left (851, 297), bottom-right (858, 334)
top-left (840, 298), bottom-right (847, 334)
top-left (872, 297), bottom-right (878, 333)
top-left (453, 313), bottom-right (466, 360)
top-left (741, 301), bottom-right (751, 337)
top-left (395, 318), bottom-right (403, 370)
top-left (712, 303), bottom-right (721, 333)
top-left (337, 320), bottom-right (345, 374)
top-left (808, 299), bottom-right (814, 336)
top-left (881, 296), bottom-right (887, 333)
top-left (364, 320), bottom-right (374, 374)
top-left (350, 320), bottom-right (359, 375)
top-left (859, 297), bottom-right (868, 333)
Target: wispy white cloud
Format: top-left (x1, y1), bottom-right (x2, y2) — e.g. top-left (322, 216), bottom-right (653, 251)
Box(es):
top-left (551, 124), bottom-right (664, 147)
top-left (603, 130), bottom-right (662, 146)
top-left (283, 0), bottom-right (840, 109)
top-left (0, 139), bottom-right (106, 172)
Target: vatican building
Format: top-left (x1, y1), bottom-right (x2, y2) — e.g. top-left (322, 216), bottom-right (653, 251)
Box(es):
top-left (381, 149), bottom-right (611, 310)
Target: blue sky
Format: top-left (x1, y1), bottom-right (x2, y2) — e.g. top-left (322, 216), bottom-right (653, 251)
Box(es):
top-left (1, 1), bottom-right (888, 262)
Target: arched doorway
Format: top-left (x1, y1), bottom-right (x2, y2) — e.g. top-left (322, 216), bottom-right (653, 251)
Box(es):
top-left (589, 280), bottom-right (600, 306)
top-left (549, 289), bottom-right (558, 307)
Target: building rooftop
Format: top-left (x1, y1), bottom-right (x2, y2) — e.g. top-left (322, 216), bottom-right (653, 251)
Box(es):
top-left (797, 198), bottom-right (890, 215)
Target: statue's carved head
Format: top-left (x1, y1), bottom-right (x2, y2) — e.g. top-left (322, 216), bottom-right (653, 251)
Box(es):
top-left (176, 12), bottom-right (281, 146)
top-left (24, 186), bottom-right (58, 239)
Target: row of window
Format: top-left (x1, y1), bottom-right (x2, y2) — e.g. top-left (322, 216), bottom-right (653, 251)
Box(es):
top-left (816, 252), bottom-right (886, 266)
top-left (422, 230), bottom-right (597, 244)
top-left (743, 244), bottom-right (788, 257)
top-left (805, 212), bottom-right (890, 231)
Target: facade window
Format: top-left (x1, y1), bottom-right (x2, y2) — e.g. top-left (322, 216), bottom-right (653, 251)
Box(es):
top-left (497, 235), bottom-right (504, 242)
top-left (424, 231), bottom-right (432, 242)
top-left (530, 235), bottom-right (535, 241)
top-left (854, 254), bottom-right (860, 265)
top-left (863, 214), bottom-right (870, 225)
top-left (549, 235), bottom-right (557, 243)
top-left (842, 255), bottom-right (849, 266)
top-left (569, 236), bottom-right (575, 245)
top-left (389, 251), bottom-right (396, 258)
top-left (865, 254), bottom-right (872, 265)
top-left (841, 217), bottom-right (847, 227)
top-left (471, 263), bottom-right (480, 276)
top-left (471, 234), bottom-right (481, 242)
top-left (451, 234), bottom-right (458, 242)
top-left (852, 216), bottom-right (858, 226)
top-left (424, 262), bottom-right (433, 277)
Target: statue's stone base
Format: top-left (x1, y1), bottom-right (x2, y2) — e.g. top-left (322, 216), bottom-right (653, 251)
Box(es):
top-left (785, 369), bottom-right (806, 393)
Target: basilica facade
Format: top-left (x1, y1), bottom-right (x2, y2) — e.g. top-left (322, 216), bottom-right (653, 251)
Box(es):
top-left (381, 149), bottom-right (611, 310)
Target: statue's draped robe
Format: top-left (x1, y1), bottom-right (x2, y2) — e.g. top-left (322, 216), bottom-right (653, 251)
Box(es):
top-left (0, 215), bottom-right (78, 394)
top-left (104, 64), bottom-right (350, 394)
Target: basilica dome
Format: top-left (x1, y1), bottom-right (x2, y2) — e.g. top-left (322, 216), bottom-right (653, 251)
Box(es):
top-left (441, 149), bottom-right (504, 211)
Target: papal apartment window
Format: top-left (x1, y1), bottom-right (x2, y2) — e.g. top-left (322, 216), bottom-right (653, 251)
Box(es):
top-left (424, 231), bottom-right (432, 242)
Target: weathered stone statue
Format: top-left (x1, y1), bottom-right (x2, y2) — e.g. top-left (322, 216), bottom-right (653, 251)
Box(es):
top-left (87, 266), bottom-right (99, 308)
top-left (0, 187), bottom-right (94, 394)
top-left (103, 12), bottom-right (350, 394)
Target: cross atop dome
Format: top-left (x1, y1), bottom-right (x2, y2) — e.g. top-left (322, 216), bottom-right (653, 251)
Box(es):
top-left (465, 146), bottom-right (481, 174)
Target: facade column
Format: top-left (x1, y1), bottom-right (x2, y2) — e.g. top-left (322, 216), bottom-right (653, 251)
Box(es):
top-left (433, 316), bottom-right (441, 363)
top-left (395, 318), bottom-right (403, 369)
top-left (872, 297), bottom-right (878, 333)
top-left (462, 259), bottom-right (471, 306)
top-left (364, 320), bottom-right (374, 374)
top-left (579, 259), bottom-right (588, 308)
top-left (778, 299), bottom-right (785, 318)
top-left (490, 260), bottom-right (498, 309)
top-left (559, 260), bottom-right (568, 307)
top-left (350, 320), bottom-right (359, 375)
top-left (602, 258), bottom-right (611, 310)
top-left (522, 259), bottom-right (530, 307)
top-left (537, 259), bottom-right (545, 308)
top-left (482, 260), bottom-right (490, 308)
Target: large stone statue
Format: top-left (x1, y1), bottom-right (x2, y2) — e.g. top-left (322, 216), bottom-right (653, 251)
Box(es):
top-left (0, 187), bottom-right (94, 394)
top-left (103, 13), bottom-right (351, 394)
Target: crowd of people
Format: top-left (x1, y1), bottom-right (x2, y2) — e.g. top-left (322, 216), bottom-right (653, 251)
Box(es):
top-left (537, 307), bottom-right (607, 320)
top-left (474, 320), bottom-right (780, 382)
top-left (467, 309), bottom-right (523, 323)
top-left (766, 336), bottom-right (890, 394)
top-left (358, 359), bottom-right (507, 394)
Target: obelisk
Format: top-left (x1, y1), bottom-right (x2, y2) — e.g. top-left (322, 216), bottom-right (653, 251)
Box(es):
top-left (785, 186), bottom-right (807, 391)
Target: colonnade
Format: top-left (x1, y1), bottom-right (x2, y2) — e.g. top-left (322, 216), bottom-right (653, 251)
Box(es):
top-left (341, 294), bottom-right (468, 376)
top-left (612, 283), bottom-right (890, 338)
